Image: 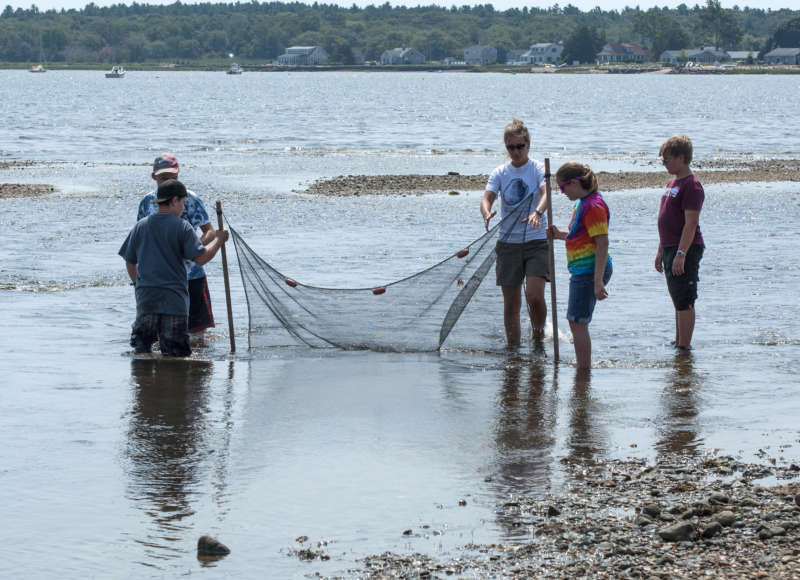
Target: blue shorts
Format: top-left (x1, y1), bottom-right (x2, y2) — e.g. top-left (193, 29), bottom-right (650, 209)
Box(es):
top-left (567, 263), bottom-right (612, 325)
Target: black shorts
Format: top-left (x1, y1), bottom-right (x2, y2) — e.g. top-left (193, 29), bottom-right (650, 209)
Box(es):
top-left (188, 276), bottom-right (215, 334)
top-left (662, 244), bottom-right (704, 311)
top-left (495, 239), bottom-right (550, 286)
top-left (130, 313), bottom-right (191, 357)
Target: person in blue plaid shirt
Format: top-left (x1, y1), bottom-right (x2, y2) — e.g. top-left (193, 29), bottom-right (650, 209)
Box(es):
top-left (137, 153), bottom-right (217, 335)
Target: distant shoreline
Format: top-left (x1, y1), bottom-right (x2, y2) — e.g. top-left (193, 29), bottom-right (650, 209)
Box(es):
top-left (3, 63), bottom-right (800, 75)
top-left (302, 159), bottom-right (800, 197)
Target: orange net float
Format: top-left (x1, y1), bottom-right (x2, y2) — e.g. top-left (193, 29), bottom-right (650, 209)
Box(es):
top-left (372, 287), bottom-right (386, 295)
top-left (285, 278), bottom-right (298, 288)
top-left (456, 248), bottom-right (469, 259)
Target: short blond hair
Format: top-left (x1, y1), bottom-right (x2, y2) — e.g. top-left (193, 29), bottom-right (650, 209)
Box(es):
top-left (659, 134), bottom-right (693, 165)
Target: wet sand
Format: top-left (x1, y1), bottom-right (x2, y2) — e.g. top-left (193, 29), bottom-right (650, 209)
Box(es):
top-left (350, 451), bottom-right (800, 578)
top-left (302, 159), bottom-right (800, 196)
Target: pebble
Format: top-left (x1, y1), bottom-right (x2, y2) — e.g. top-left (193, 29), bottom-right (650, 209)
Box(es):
top-left (642, 503), bottom-right (661, 518)
top-left (713, 510), bottom-right (737, 527)
top-left (658, 522), bottom-right (696, 542)
top-left (702, 521), bottom-right (723, 538)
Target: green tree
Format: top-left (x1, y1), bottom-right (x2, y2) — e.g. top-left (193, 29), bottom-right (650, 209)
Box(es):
top-left (562, 25), bottom-right (604, 64)
top-left (42, 25), bottom-right (68, 57)
top-left (697, 0), bottom-right (742, 48)
top-left (122, 32), bottom-right (148, 61)
top-left (772, 16), bottom-right (800, 47)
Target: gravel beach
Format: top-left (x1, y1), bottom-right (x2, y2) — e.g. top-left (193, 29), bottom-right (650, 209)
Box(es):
top-left (301, 159), bottom-right (800, 197)
top-left (293, 450), bottom-right (800, 578)
top-left (2, 159), bottom-right (797, 199)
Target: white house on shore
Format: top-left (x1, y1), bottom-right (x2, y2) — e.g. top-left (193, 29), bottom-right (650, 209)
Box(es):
top-left (504, 49), bottom-right (527, 65)
top-left (659, 47), bottom-right (730, 64)
top-left (522, 42), bottom-right (563, 64)
top-left (380, 47), bottom-right (425, 65)
top-left (275, 46), bottom-right (329, 65)
top-left (597, 42), bottom-right (648, 63)
top-left (764, 48), bottom-right (800, 65)
top-left (726, 50), bottom-right (753, 63)
top-left (464, 45), bottom-right (497, 65)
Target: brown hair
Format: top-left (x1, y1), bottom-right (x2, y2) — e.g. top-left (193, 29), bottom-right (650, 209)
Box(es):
top-left (503, 118), bottom-right (530, 146)
top-left (659, 134), bottom-right (693, 165)
top-left (555, 161), bottom-right (599, 194)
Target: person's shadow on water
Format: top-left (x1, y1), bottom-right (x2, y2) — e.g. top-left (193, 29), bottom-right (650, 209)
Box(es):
top-left (489, 355), bottom-right (556, 536)
top-left (125, 358), bottom-right (213, 564)
top-left (656, 352), bottom-right (702, 455)
top-left (566, 369), bottom-right (606, 469)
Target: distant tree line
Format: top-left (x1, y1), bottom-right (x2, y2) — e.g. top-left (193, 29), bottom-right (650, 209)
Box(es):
top-left (1, 0), bottom-right (798, 65)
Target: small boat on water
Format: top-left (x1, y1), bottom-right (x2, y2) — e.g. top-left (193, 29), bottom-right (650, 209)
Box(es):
top-left (105, 65), bottom-right (126, 78)
top-left (30, 64), bottom-right (46, 73)
top-left (226, 63), bottom-right (243, 75)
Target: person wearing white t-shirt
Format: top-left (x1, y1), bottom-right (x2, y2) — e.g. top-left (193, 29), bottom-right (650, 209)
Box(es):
top-left (480, 119), bottom-right (550, 347)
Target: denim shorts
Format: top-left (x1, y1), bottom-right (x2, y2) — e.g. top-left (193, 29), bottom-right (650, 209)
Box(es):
top-left (567, 263), bottom-right (613, 324)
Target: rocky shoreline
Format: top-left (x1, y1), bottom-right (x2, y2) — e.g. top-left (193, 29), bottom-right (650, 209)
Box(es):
top-left (0, 183), bottom-right (56, 198)
top-left (2, 159), bottom-right (797, 199)
top-left (0, 161), bottom-right (56, 198)
top-left (345, 452), bottom-right (800, 578)
top-left (301, 159), bottom-right (800, 197)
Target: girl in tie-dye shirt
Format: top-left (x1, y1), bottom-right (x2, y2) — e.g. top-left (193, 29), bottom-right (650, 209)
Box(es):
top-left (548, 162), bottom-right (612, 369)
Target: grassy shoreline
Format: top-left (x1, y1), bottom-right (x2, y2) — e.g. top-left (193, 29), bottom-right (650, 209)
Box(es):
top-left (4, 62), bottom-right (800, 74)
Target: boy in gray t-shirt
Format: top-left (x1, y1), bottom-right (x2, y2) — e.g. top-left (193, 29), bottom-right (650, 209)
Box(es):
top-left (119, 180), bottom-right (227, 356)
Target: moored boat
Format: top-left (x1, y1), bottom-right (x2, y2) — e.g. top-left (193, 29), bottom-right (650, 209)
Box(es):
top-left (226, 63), bottom-right (243, 75)
top-left (30, 64), bottom-right (46, 73)
top-left (105, 65), bottom-right (126, 78)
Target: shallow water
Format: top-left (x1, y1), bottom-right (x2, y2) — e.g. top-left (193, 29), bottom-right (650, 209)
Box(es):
top-left (1, 71), bottom-right (799, 577)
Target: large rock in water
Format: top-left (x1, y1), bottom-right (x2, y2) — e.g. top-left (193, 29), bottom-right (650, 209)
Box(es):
top-left (198, 535), bottom-right (231, 556)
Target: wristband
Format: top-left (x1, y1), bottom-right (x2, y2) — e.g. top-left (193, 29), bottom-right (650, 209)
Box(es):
top-left (676, 249), bottom-right (686, 257)
top-left (535, 209), bottom-right (544, 216)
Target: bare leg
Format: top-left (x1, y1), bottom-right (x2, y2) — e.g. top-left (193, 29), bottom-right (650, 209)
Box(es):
top-left (525, 275), bottom-right (547, 339)
top-left (673, 310), bottom-right (679, 345)
top-left (502, 285), bottom-right (522, 347)
top-left (569, 321), bottom-right (591, 369)
top-left (676, 306), bottom-right (695, 349)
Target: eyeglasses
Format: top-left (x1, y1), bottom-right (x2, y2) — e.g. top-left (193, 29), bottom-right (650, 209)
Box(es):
top-left (661, 157), bottom-right (672, 165)
top-left (558, 178), bottom-right (578, 191)
top-left (505, 143), bottom-right (527, 151)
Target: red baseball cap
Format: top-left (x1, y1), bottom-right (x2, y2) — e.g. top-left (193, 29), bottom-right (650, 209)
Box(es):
top-left (153, 153), bottom-right (179, 176)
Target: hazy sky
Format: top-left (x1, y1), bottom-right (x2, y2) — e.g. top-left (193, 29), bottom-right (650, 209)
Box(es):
top-left (5, 0), bottom-right (794, 13)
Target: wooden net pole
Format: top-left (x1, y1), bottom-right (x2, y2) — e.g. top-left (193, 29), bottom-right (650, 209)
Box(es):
top-left (544, 158), bottom-right (559, 363)
top-left (215, 200), bottom-right (236, 353)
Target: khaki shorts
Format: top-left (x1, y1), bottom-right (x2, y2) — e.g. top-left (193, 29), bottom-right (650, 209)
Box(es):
top-left (495, 239), bottom-right (550, 286)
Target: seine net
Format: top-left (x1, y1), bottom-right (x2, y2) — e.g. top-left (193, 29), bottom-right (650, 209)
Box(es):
top-left (226, 194), bottom-right (539, 352)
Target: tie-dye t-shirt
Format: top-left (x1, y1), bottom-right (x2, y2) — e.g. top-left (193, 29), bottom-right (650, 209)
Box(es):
top-left (565, 192), bottom-right (612, 275)
top-left (137, 189), bottom-right (211, 280)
